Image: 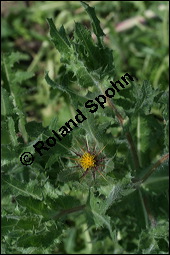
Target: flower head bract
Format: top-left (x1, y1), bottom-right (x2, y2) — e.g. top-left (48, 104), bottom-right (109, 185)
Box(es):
top-left (67, 139), bottom-right (108, 181)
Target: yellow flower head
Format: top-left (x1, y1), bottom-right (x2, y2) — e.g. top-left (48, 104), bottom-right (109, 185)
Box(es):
top-left (79, 152), bottom-right (96, 171)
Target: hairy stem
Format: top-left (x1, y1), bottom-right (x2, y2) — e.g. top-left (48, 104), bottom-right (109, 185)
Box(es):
top-left (138, 189), bottom-right (149, 228)
top-left (53, 204), bottom-right (86, 219)
top-left (125, 132), bottom-right (140, 170)
top-left (106, 95), bottom-right (140, 169)
top-left (140, 153), bottom-right (169, 183)
top-left (106, 97), bottom-right (124, 125)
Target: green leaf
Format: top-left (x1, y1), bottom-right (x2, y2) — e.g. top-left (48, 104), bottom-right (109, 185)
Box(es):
top-left (18, 116), bottom-right (28, 144)
top-left (25, 121), bottom-right (47, 138)
top-left (45, 71), bottom-right (92, 112)
top-left (132, 81), bottom-right (159, 115)
top-left (71, 60), bottom-right (97, 87)
top-left (106, 174), bottom-right (134, 209)
top-left (45, 154), bottom-right (58, 169)
top-left (81, 1), bottom-right (105, 38)
top-left (42, 132), bottom-right (72, 157)
top-left (1, 87), bottom-right (13, 116)
top-left (117, 81), bottom-right (160, 116)
top-left (7, 117), bottom-right (19, 146)
top-left (2, 2), bottom-right (169, 254)
top-left (2, 217), bottom-right (18, 235)
top-left (1, 120), bottom-right (11, 145)
top-left (47, 18), bottom-right (72, 60)
top-left (2, 216), bottom-right (40, 235)
top-left (132, 114), bottom-right (164, 167)
top-left (49, 195), bottom-right (81, 213)
top-left (17, 222), bottom-right (62, 248)
top-left (86, 190), bottom-right (114, 240)
top-left (58, 169), bottom-right (79, 182)
top-left (59, 25), bottom-right (71, 46)
top-left (1, 145), bottom-right (18, 166)
top-left (74, 22), bottom-right (97, 66)
top-left (138, 222), bottom-right (169, 254)
top-left (1, 52), bottom-right (32, 143)
top-left (142, 158), bottom-right (169, 194)
top-left (79, 108), bottom-right (100, 144)
top-left (49, 116), bottom-right (58, 130)
top-left (3, 178), bottom-right (43, 200)
top-left (45, 72), bottom-right (69, 92)
top-left (16, 195), bottom-right (50, 218)
top-left (13, 70), bottom-right (34, 85)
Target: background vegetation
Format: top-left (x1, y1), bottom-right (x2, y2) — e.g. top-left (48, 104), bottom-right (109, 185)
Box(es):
top-left (1, 1), bottom-right (169, 254)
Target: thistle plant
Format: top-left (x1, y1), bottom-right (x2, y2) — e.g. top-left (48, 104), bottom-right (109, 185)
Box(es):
top-left (1, 1), bottom-right (169, 254)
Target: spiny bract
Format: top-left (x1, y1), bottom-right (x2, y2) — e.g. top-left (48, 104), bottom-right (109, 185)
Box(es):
top-left (69, 142), bottom-right (107, 180)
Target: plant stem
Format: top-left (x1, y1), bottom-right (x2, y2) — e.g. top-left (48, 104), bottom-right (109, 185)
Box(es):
top-left (138, 189), bottom-right (149, 228)
top-left (125, 131), bottom-right (140, 170)
top-left (106, 95), bottom-right (140, 169)
top-left (140, 153), bottom-right (169, 183)
top-left (53, 204), bottom-right (86, 219)
top-left (106, 96), bottom-right (124, 125)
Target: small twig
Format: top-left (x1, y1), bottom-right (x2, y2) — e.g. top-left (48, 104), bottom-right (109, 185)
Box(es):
top-left (140, 153), bottom-right (169, 184)
top-left (125, 132), bottom-right (140, 170)
top-left (138, 189), bottom-right (149, 228)
top-left (53, 204), bottom-right (86, 219)
top-left (106, 95), bottom-right (140, 170)
top-left (106, 97), bottom-right (124, 125)
top-left (143, 195), bottom-right (157, 227)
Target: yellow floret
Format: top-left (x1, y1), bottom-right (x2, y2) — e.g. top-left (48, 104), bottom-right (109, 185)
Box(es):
top-left (79, 152), bottom-right (96, 171)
